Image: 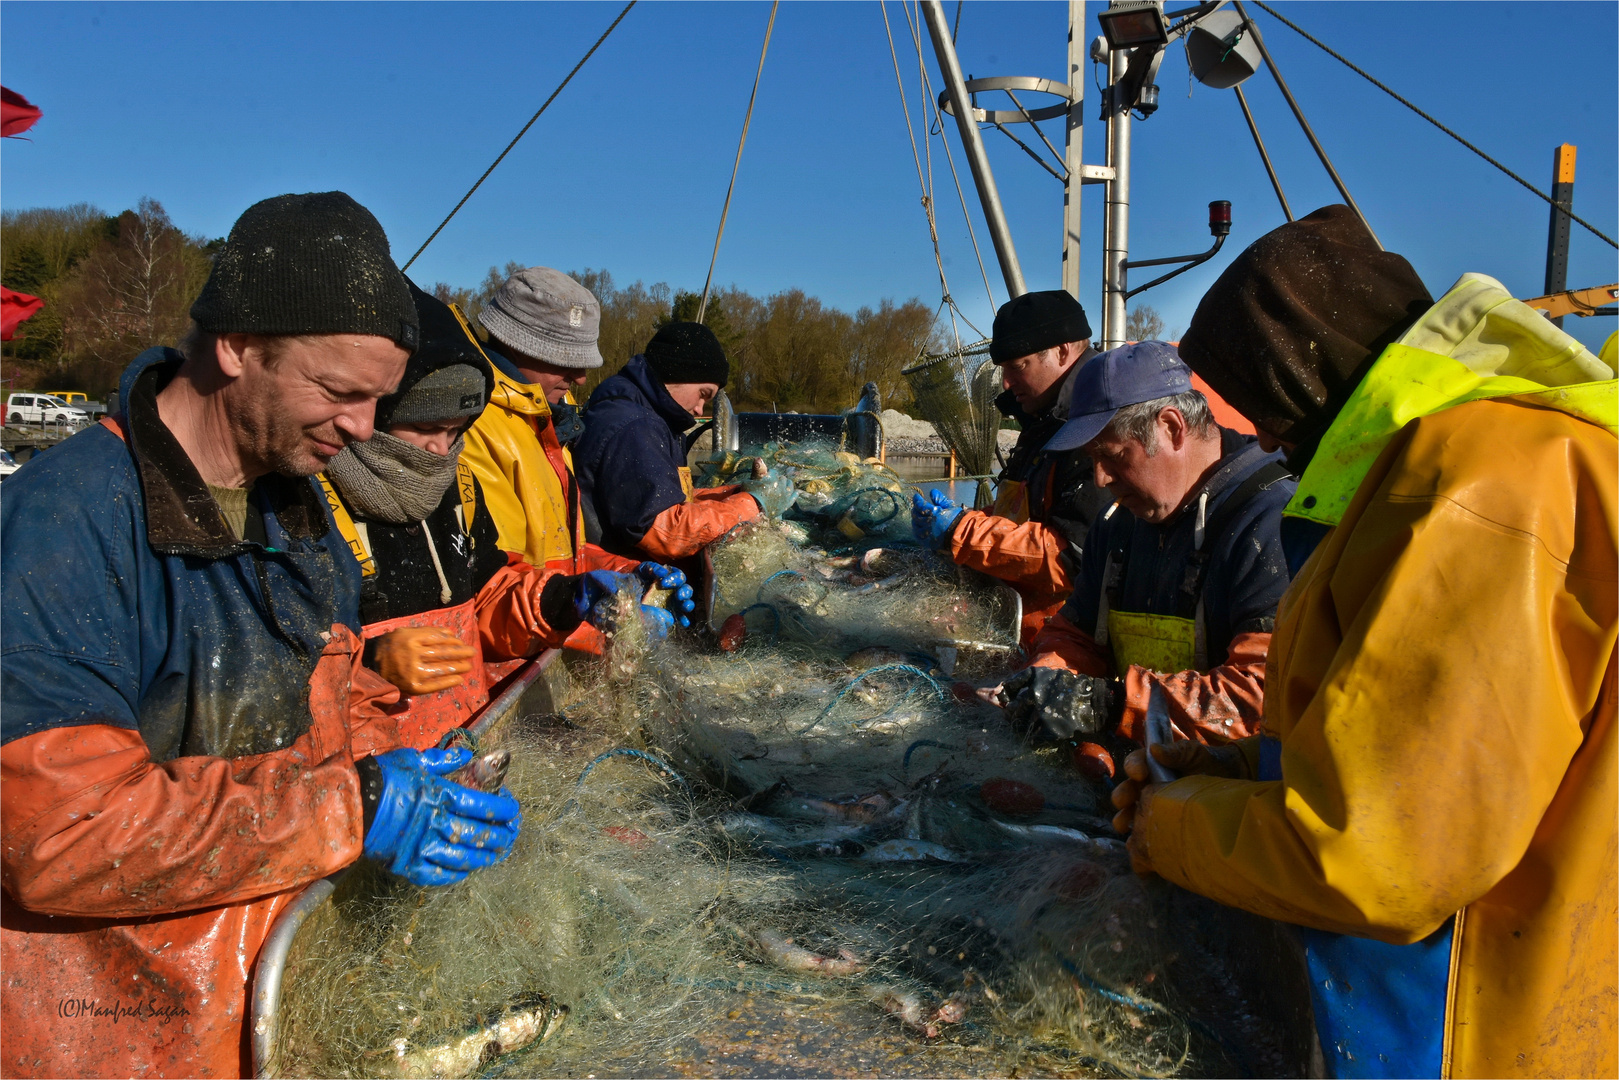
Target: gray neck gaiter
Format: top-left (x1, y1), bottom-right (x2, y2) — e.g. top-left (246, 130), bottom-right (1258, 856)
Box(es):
top-left (325, 431), bottom-right (464, 524)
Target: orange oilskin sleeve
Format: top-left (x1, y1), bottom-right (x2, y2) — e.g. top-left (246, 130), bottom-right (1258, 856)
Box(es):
top-left (576, 542), bottom-right (641, 574)
top-left (947, 509), bottom-right (1074, 598)
top-left (475, 553), bottom-right (583, 661)
top-left (637, 487), bottom-right (760, 562)
top-left (0, 627), bottom-right (398, 919)
top-left (1115, 630), bottom-right (1269, 745)
top-left (1027, 612), bottom-right (1112, 678)
top-left (0, 626), bottom-right (399, 1079)
top-left (1026, 617), bottom-right (1267, 745)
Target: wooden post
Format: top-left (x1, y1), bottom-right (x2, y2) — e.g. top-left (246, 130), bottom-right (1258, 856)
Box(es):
top-left (948, 448), bottom-right (957, 479)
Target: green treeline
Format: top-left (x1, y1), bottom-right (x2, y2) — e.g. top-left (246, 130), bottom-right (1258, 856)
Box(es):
top-left (436, 267), bottom-right (940, 413)
top-left (3, 200), bottom-right (941, 412)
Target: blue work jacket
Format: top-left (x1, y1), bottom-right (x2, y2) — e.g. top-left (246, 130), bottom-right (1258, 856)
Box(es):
top-left (0, 348), bottom-right (362, 760)
top-left (573, 354), bottom-right (701, 558)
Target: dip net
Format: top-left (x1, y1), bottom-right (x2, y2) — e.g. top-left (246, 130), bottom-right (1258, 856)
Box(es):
top-left (902, 340), bottom-right (1000, 508)
top-left (271, 448), bottom-right (1311, 1079)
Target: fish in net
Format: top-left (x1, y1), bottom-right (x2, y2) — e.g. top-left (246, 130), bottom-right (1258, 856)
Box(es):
top-left (902, 340), bottom-right (1001, 508)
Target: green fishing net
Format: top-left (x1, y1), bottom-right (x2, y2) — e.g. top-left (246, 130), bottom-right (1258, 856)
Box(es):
top-left (270, 448), bottom-right (1311, 1080)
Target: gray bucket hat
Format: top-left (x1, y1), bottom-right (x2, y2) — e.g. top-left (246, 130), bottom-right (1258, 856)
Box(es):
top-left (477, 267), bottom-right (603, 369)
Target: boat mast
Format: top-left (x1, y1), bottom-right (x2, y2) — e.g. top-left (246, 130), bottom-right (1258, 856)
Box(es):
top-left (1061, 0), bottom-right (1087, 301)
top-left (1101, 38), bottom-right (1132, 348)
top-left (921, 0), bottom-right (1027, 299)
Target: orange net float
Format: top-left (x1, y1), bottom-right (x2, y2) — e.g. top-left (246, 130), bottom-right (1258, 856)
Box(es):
top-left (1072, 741), bottom-right (1115, 781)
top-left (979, 777), bottom-right (1045, 816)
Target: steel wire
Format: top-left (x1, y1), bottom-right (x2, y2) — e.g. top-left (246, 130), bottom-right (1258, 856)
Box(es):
top-left (1250, 0), bottom-right (1616, 249)
top-left (401, 0), bottom-right (637, 272)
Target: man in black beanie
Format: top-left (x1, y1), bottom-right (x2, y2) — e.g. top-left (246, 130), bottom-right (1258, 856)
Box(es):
top-left (911, 289), bottom-right (1114, 646)
top-left (0, 191), bottom-right (522, 1078)
top-left (574, 321), bottom-right (779, 562)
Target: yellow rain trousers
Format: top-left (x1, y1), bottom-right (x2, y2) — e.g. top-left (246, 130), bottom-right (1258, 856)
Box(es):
top-left (1136, 274), bottom-right (1618, 1078)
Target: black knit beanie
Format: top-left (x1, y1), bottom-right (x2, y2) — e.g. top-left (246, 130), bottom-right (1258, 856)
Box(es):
top-left (990, 290), bottom-right (1093, 363)
top-left (190, 192), bottom-right (419, 350)
top-left (644, 321), bottom-right (729, 387)
top-left (373, 282), bottom-right (495, 428)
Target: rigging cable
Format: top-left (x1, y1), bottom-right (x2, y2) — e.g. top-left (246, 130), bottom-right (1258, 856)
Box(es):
top-left (882, 0), bottom-right (964, 346)
top-left (401, 0), bottom-right (637, 272)
top-left (1251, 0), bottom-right (1616, 250)
top-left (1234, 85), bottom-right (1292, 221)
top-left (900, 0), bottom-right (998, 316)
top-left (1231, 0), bottom-right (1380, 249)
top-left (697, 0), bottom-right (781, 323)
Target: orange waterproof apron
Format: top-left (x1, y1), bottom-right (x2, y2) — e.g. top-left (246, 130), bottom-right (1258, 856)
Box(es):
top-left (319, 472), bottom-right (501, 749)
top-left (361, 600), bottom-right (492, 751)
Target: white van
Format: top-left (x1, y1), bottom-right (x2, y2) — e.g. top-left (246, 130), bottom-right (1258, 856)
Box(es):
top-left (6, 393), bottom-right (90, 426)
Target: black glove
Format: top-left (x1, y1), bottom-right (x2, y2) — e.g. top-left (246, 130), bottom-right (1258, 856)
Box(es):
top-left (1000, 668), bottom-right (1118, 741)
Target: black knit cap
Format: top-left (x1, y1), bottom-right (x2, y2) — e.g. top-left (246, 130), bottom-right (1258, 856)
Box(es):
top-left (372, 282), bottom-right (495, 429)
top-left (644, 321), bottom-right (729, 387)
top-left (989, 290), bottom-right (1093, 363)
top-left (190, 191), bottom-right (419, 351)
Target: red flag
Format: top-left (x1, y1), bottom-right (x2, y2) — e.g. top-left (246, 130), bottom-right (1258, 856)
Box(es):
top-left (2, 87), bottom-right (41, 137)
top-left (1, 286), bottom-right (45, 342)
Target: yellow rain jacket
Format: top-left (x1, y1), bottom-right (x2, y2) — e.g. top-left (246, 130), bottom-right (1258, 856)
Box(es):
top-left (1137, 274), bottom-right (1618, 1078)
top-left (461, 364), bottom-right (579, 569)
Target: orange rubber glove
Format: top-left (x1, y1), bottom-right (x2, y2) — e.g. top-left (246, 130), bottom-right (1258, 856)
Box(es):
top-left (371, 627), bottom-right (475, 696)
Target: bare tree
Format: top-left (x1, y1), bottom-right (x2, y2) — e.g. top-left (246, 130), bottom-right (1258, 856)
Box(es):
top-left (55, 198), bottom-right (210, 377)
top-left (1125, 304), bottom-right (1165, 342)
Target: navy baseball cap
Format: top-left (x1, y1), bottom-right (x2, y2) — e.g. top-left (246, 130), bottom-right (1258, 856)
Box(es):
top-left (1044, 341), bottom-right (1193, 452)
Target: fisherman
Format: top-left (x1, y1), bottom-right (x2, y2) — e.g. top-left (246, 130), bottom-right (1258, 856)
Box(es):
top-left (320, 283), bottom-right (696, 749)
top-left (997, 341), bottom-right (1295, 769)
top-left (0, 193), bottom-right (521, 1078)
top-left (573, 321), bottom-right (788, 563)
top-left (910, 291), bottom-right (1115, 645)
top-left (460, 266), bottom-right (648, 650)
top-left (1110, 206), bottom-right (1617, 1079)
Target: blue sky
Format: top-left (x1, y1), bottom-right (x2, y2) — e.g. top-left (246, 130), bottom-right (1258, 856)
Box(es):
top-left (3, 1), bottom-right (1615, 356)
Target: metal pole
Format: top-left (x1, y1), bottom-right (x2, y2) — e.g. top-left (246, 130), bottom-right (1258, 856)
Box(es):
top-left (922, 0), bottom-right (1027, 298)
top-left (1103, 45), bottom-right (1132, 349)
top-left (1235, 85), bottom-right (1292, 222)
top-left (1061, 0), bottom-right (1085, 300)
top-left (1544, 144), bottom-right (1576, 329)
top-left (1232, 0), bottom-right (1380, 249)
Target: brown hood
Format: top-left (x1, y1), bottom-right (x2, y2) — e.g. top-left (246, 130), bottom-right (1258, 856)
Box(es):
top-left (1178, 205), bottom-right (1432, 446)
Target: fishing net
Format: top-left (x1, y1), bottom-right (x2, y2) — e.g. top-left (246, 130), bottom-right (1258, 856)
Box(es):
top-left (695, 442), bottom-right (918, 543)
top-left (272, 447), bottom-right (1310, 1079)
top-left (902, 340), bottom-right (1000, 508)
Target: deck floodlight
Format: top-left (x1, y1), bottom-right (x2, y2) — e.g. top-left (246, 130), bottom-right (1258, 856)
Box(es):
top-left (1099, 2), bottom-right (1169, 49)
top-left (1185, 10), bottom-right (1261, 89)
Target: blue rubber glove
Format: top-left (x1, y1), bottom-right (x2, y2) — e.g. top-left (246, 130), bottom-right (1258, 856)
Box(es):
top-left (635, 562), bottom-right (697, 629)
top-left (363, 748), bottom-right (521, 887)
top-left (910, 489), bottom-right (964, 550)
top-left (573, 569), bottom-right (676, 642)
top-left (573, 570), bottom-right (640, 625)
top-left (741, 470), bottom-right (798, 519)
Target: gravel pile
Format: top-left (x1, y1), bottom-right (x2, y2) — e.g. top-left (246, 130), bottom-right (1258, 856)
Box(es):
top-left (880, 410), bottom-right (1021, 457)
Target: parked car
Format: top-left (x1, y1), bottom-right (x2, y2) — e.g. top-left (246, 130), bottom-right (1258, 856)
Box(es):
top-left (6, 393), bottom-right (90, 426)
top-left (46, 391), bottom-right (88, 405)
top-left (0, 449), bottom-right (17, 479)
